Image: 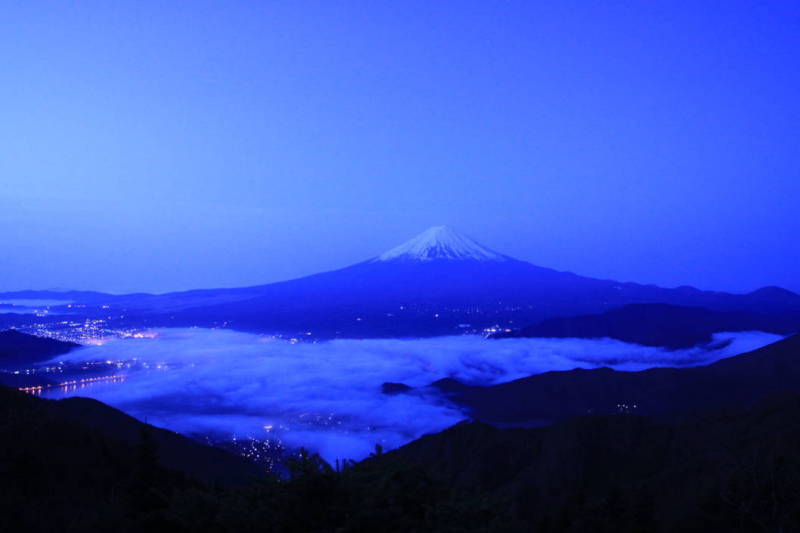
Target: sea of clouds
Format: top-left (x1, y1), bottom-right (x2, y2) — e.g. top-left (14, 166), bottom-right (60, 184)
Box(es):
top-left (48, 328), bottom-right (782, 462)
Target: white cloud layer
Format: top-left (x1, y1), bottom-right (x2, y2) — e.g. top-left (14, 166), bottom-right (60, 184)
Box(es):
top-left (48, 328), bottom-right (783, 461)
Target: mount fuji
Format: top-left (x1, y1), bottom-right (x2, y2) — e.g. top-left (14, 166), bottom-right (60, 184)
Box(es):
top-left (4, 226), bottom-right (800, 337)
top-left (373, 225), bottom-right (510, 263)
top-left (99, 226), bottom-right (586, 335)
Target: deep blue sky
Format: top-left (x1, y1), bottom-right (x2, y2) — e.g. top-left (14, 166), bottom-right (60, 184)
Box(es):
top-left (2, 1), bottom-right (798, 294)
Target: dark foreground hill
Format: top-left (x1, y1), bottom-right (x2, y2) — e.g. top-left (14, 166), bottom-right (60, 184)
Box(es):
top-left (434, 333), bottom-right (800, 424)
top-left (0, 329), bottom-right (79, 370)
top-left (0, 386), bottom-right (263, 487)
top-left (0, 382), bottom-right (506, 533)
top-left (495, 303), bottom-right (800, 348)
top-left (374, 394), bottom-right (800, 532)
top-left (3, 379), bottom-right (799, 532)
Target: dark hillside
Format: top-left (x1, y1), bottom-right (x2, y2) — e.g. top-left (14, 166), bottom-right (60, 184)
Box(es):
top-left (434, 333), bottom-right (800, 423)
top-left (372, 394), bottom-right (800, 532)
top-left (3, 381), bottom-right (800, 532)
top-left (0, 330), bottom-right (80, 370)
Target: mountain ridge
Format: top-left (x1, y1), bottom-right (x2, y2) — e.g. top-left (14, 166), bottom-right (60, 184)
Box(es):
top-left (2, 227), bottom-right (799, 337)
top-left (430, 333), bottom-right (800, 424)
top-left (494, 303), bottom-right (800, 348)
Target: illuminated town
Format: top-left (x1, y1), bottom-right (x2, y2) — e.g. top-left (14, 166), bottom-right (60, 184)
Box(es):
top-left (9, 317), bottom-right (155, 345)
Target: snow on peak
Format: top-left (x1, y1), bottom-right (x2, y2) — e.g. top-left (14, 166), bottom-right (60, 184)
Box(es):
top-left (374, 226), bottom-right (509, 263)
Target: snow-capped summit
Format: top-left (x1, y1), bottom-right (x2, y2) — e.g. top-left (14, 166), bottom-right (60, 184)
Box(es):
top-left (374, 226), bottom-right (509, 263)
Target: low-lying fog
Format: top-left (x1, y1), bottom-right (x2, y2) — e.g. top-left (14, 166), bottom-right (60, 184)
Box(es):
top-left (48, 328), bottom-right (781, 462)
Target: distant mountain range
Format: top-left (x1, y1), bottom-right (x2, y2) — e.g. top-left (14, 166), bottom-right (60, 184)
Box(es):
top-left (3, 226), bottom-right (800, 337)
top-left (494, 303), bottom-right (800, 348)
